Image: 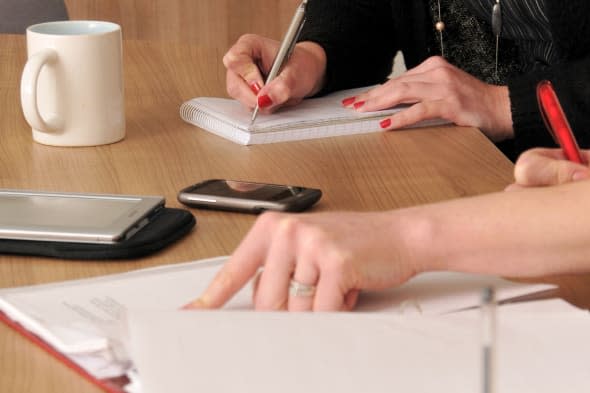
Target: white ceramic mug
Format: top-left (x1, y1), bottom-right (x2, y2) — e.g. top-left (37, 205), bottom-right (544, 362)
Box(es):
top-left (21, 21), bottom-right (125, 146)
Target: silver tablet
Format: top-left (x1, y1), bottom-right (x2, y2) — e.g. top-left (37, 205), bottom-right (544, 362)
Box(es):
top-left (0, 190), bottom-right (165, 244)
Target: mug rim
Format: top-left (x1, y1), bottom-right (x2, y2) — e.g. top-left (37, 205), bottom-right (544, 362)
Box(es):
top-left (27, 20), bottom-right (120, 37)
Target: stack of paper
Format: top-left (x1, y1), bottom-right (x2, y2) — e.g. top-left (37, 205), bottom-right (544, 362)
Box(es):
top-left (0, 256), bottom-right (585, 393)
top-left (129, 299), bottom-right (590, 393)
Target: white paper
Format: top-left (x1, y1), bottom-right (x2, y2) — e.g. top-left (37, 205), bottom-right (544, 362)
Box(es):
top-left (355, 271), bottom-right (557, 314)
top-left (0, 256), bottom-right (557, 380)
top-left (180, 86), bottom-right (449, 144)
top-left (188, 87), bottom-right (401, 133)
top-left (129, 304), bottom-right (590, 393)
top-left (130, 311), bottom-right (481, 393)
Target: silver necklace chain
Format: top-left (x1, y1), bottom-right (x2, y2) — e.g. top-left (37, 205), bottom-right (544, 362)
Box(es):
top-left (435, 0), bottom-right (502, 78)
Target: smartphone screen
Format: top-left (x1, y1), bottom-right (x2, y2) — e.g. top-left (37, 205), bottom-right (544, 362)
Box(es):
top-left (178, 179), bottom-right (321, 213)
top-left (189, 180), bottom-right (301, 201)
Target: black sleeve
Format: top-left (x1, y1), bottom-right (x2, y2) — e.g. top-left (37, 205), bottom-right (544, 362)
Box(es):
top-left (508, 56), bottom-right (590, 155)
top-left (297, 0), bottom-right (399, 95)
top-left (507, 0), bottom-right (590, 155)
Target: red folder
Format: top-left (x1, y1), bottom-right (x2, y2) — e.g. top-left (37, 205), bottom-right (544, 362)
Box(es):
top-left (0, 310), bottom-right (128, 393)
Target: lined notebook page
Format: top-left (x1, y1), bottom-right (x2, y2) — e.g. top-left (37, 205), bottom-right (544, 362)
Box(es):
top-left (180, 86), bottom-right (448, 145)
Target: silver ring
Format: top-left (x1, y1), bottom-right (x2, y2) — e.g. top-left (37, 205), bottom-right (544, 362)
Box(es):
top-left (289, 279), bottom-right (317, 297)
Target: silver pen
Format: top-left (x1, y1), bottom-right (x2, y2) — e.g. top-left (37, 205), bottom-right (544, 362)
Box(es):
top-left (250, 0), bottom-right (308, 126)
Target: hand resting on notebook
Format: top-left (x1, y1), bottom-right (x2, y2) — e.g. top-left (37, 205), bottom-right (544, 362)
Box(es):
top-left (224, 34), bottom-right (511, 142)
top-left (184, 147), bottom-right (590, 312)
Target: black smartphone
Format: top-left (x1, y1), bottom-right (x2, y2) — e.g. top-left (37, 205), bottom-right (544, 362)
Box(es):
top-left (177, 179), bottom-right (322, 213)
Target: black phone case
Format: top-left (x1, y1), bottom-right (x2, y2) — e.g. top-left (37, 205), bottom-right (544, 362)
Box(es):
top-left (178, 180), bottom-right (322, 214)
top-left (0, 207), bottom-right (196, 260)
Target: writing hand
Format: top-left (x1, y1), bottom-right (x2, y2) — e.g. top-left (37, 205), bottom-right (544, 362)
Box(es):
top-left (505, 147), bottom-right (590, 191)
top-left (224, 34), bottom-right (327, 113)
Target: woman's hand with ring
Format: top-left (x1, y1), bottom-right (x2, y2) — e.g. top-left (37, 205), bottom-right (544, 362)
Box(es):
top-left (184, 210), bottom-right (423, 312)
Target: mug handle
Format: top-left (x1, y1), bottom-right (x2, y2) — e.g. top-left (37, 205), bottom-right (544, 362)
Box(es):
top-left (20, 48), bottom-right (64, 133)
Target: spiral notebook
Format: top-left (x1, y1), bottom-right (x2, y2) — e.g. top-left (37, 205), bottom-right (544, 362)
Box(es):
top-left (180, 86), bottom-right (447, 145)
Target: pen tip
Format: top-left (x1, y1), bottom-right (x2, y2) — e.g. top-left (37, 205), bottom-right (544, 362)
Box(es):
top-left (250, 107), bottom-right (259, 127)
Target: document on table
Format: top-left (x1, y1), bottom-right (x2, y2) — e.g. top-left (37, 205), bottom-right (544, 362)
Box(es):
top-left (0, 255), bottom-right (562, 392)
top-left (128, 299), bottom-right (590, 393)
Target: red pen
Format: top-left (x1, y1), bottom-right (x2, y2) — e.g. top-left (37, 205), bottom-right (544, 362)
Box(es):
top-left (536, 80), bottom-right (586, 164)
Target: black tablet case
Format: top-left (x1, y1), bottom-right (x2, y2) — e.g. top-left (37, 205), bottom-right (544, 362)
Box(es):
top-left (0, 207), bottom-right (196, 260)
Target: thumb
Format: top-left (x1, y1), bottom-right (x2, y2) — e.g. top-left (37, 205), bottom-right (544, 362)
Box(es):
top-left (514, 150), bottom-right (590, 187)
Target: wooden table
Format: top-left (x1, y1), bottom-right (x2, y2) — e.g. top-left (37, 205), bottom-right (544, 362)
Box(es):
top-left (1, 34), bottom-right (589, 393)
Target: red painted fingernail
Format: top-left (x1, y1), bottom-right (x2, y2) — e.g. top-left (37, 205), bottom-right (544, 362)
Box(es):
top-left (258, 94), bottom-right (273, 108)
top-left (380, 118), bottom-right (392, 129)
top-left (353, 100), bottom-right (365, 109)
top-left (249, 81), bottom-right (261, 94)
top-left (341, 96), bottom-right (356, 106)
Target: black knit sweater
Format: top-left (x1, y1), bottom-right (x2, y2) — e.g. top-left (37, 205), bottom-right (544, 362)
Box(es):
top-left (298, 0), bottom-right (590, 159)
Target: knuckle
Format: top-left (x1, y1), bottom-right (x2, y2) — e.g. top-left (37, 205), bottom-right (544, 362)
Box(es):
top-left (425, 56), bottom-right (445, 67)
top-left (516, 148), bottom-right (534, 162)
top-left (293, 225), bottom-right (336, 268)
top-left (431, 55), bottom-right (446, 64)
top-left (234, 33), bottom-right (259, 51)
top-left (322, 251), bottom-right (350, 279)
top-left (432, 66), bottom-right (453, 80)
top-left (557, 162), bottom-right (577, 184)
top-left (395, 81), bottom-right (410, 96)
top-left (224, 34), bottom-right (263, 74)
top-left (239, 33), bottom-right (259, 44)
top-left (222, 50), bottom-right (239, 68)
top-left (214, 268), bottom-right (239, 293)
top-left (257, 211), bottom-right (284, 229)
top-left (411, 103), bottom-right (428, 119)
top-left (269, 78), bottom-right (293, 104)
top-left (437, 106), bottom-right (452, 120)
top-left (444, 95), bottom-right (462, 111)
top-left (225, 80), bottom-right (241, 98)
top-left (391, 110), bottom-right (407, 126)
top-left (513, 159), bottom-right (535, 185)
top-left (276, 215), bottom-right (300, 237)
top-left (515, 148), bottom-right (538, 167)
top-left (299, 226), bottom-right (328, 253)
